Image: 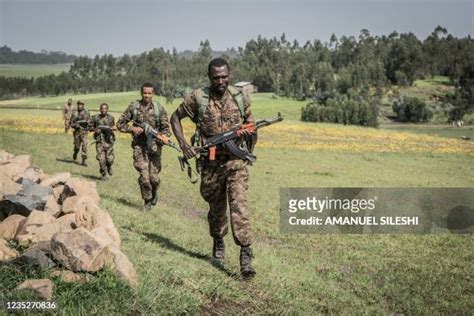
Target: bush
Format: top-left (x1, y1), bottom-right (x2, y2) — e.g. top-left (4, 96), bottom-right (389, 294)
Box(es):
top-left (391, 97), bottom-right (433, 122)
top-left (301, 92), bottom-right (379, 127)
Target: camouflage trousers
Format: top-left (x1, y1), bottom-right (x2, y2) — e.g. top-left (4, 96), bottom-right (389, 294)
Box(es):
top-left (200, 158), bottom-right (252, 247)
top-left (73, 130), bottom-right (88, 160)
top-left (132, 145), bottom-right (162, 201)
top-left (95, 141), bottom-right (114, 176)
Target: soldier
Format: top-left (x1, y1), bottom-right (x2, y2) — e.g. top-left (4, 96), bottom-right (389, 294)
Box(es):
top-left (63, 98), bottom-right (74, 133)
top-left (170, 58), bottom-right (257, 279)
top-left (70, 100), bottom-right (91, 166)
top-left (91, 103), bottom-right (116, 180)
top-left (117, 83), bottom-right (171, 211)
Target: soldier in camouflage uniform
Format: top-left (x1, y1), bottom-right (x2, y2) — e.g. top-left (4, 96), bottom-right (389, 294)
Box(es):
top-left (70, 100), bottom-right (91, 166)
top-left (91, 103), bottom-right (116, 179)
top-left (117, 83), bottom-right (171, 211)
top-left (171, 58), bottom-right (257, 279)
top-left (63, 98), bottom-right (74, 133)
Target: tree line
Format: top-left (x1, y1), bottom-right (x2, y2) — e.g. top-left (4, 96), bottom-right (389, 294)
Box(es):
top-left (1, 27), bottom-right (472, 123)
top-left (0, 45), bottom-right (76, 64)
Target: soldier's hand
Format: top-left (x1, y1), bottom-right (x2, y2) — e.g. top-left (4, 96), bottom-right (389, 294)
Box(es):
top-left (131, 126), bottom-right (143, 136)
top-left (180, 142), bottom-right (197, 159)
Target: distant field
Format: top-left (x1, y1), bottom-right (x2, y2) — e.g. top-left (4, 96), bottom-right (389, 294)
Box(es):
top-left (0, 63), bottom-right (71, 78)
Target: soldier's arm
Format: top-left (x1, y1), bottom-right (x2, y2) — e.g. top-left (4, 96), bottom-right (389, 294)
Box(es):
top-left (159, 107), bottom-right (171, 137)
top-left (171, 93), bottom-right (198, 159)
top-left (116, 104), bottom-right (134, 133)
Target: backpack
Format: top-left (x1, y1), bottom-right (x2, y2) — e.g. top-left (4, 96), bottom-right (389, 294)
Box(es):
top-left (131, 100), bottom-right (162, 125)
top-left (192, 86), bottom-right (245, 145)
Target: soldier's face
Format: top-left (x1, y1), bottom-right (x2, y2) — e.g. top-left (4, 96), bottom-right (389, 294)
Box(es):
top-left (100, 105), bottom-right (108, 115)
top-left (141, 87), bottom-right (154, 103)
top-left (68, 99), bottom-right (72, 105)
top-left (209, 66), bottom-right (229, 95)
top-left (77, 104), bottom-right (84, 111)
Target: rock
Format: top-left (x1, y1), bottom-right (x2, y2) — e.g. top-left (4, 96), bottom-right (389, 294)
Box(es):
top-left (28, 240), bottom-right (52, 254)
top-left (13, 248), bottom-right (55, 269)
top-left (62, 195), bottom-right (95, 215)
top-left (15, 210), bottom-right (61, 247)
top-left (0, 155), bottom-right (31, 179)
top-left (16, 279), bottom-right (53, 300)
top-left (17, 178), bottom-right (53, 200)
top-left (52, 185), bottom-right (65, 204)
top-left (0, 150), bottom-right (14, 163)
top-left (108, 245), bottom-right (139, 288)
top-left (13, 167), bottom-right (44, 183)
top-left (44, 195), bottom-right (61, 218)
top-left (0, 176), bottom-right (21, 199)
top-left (75, 204), bottom-right (121, 247)
top-left (60, 178), bottom-right (99, 204)
top-left (50, 228), bottom-right (114, 272)
top-left (0, 214), bottom-right (26, 240)
top-left (0, 238), bottom-right (19, 260)
top-left (40, 172), bottom-right (71, 188)
top-left (57, 213), bottom-right (77, 233)
top-left (49, 270), bottom-right (83, 283)
top-left (1, 179), bottom-right (53, 217)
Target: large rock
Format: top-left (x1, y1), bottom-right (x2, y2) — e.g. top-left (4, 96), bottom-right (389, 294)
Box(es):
top-left (62, 195), bottom-right (95, 215)
top-left (44, 195), bottom-right (61, 218)
top-left (0, 214), bottom-right (26, 240)
top-left (49, 270), bottom-right (83, 283)
top-left (75, 204), bottom-right (121, 247)
top-left (50, 228), bottom-right (114, 272)
top-left (13, 248), bottom-right (55, 269)
top-left (0, 155), bottom-right (31, 179)
top-left (16, 279), bottom-right (53, 300)
top-left (108, 245), bottom-right (138, 288)
top-left (52, 185), bottom-right (65, 204)
top-left (40, 172), bottom-right (71, 188)
top-left (1, 179), bottom-right (53, 217)
top-left (0, 238), bottom-right (19, 260)
top-left (60, 178), bottom-right (99, 204)
top-left (15, 210), bottom-right (61, 247)
top-left (57, 213), bottom-right (77, 233)
top-left (0, 150), bottom-right (14, 163)
top-left (0, 176), bottom-right (21, 199)
top-left (14, 167), bottom-right (44, 184)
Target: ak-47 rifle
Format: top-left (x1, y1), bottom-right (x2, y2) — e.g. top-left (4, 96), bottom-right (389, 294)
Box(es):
top-left (179, 112), bottom-right (284, 183)
top-left (71, 119), bottom-right (89, 131)
top-left (91, 125), bottom-right (116, 145)
top-left (132, 120), bottom-right (181, 153)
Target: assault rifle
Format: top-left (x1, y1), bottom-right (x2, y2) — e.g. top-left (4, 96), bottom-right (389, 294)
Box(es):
top-left (178, 112), bottom-right (284, 183)
top-left (71, 119), bottom-right (89, 131)
top-left (132, 121), bottom-right (181, 152)
top-left (91, 125), bottom-right (116, 145)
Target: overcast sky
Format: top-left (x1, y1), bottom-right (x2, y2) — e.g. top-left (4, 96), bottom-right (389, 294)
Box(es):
top-left (0, 0), bottom-right (472, 56)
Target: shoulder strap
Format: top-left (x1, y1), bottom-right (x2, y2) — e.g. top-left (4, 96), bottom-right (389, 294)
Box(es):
top-left (152, 101), bottom-right (162, 123)
top-left (227, 85), bottom-right (245, 118)
top-left (193, 87), bottom-right (210, 146)
top-left (132, 101), bottom-right (140, 121)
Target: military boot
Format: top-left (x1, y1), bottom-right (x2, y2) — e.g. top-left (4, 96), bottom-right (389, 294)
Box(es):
top-left (107, 164), bottom-right (113, 176)
top-left (143, 199), bottom-right (152, 212)
top-left (212, 238), bottom-right (225, 264)
top-left (81, 159), bottom-right (88, 167)
top-left (240, 246), bottom-right (256, 279)
top-left (151, 188), bottom-right (159, 206)
top-left (73, 150), bottom-right (78, 161)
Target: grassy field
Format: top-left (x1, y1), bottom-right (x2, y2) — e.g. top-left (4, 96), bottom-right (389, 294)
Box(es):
top-left (0, 64), bottom-right (71, 78)
top-left (0, 90), bottom-right (473, 313)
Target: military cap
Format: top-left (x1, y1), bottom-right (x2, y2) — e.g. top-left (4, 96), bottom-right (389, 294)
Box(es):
top-left (77, 100), bottom-right (85, 105)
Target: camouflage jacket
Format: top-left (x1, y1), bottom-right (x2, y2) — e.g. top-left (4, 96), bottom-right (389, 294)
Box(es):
top-left (70, 109), bottom-right (91, 134)
top-left (117, 100), bottom-right (171, 147)
top-left (91, 113), bottom-right (115, 144)
top-left (175, 87), bottom-right (255, 145)
top-left (63, 104), bottom-right (74, 120)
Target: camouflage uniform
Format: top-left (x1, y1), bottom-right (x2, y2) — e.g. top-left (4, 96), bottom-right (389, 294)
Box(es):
top-left (117, 101), bottom-right (170, 201)
top-left (175, 87), bottom-right (255, 247)
top-left (70, 108), bottom-right (91, 161)
top-left (91, 113), bottom-right (115, 176)
top-left (63, 103), bottom-right (74, 132)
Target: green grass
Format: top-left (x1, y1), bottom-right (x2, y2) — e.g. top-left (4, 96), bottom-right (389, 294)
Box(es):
top-left (0, 107), bottom-right (473, 313)
top-left (0, 64), bottom-right (71, 78)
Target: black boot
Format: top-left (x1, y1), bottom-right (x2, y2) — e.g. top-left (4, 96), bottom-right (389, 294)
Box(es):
top-left (81, 159), bottom-right (88, 167)
top-left (73, 150), bottom-right (78, 161)
top-left (151, 189), bottom-right (159, 206)
top-left (212, 238), bottom-right (225, 264)
top-left (107, 164), bottom-right (113, 176)
top-left (143, 199), bottom-right (152, 211)
top-left (240, 246), bottom-right (256, 279)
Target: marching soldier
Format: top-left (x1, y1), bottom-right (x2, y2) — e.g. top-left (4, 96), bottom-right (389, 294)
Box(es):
top-left (91, 103), bottom-right (116, 179)
top-left (70, 100), bottom-right (91, 166)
